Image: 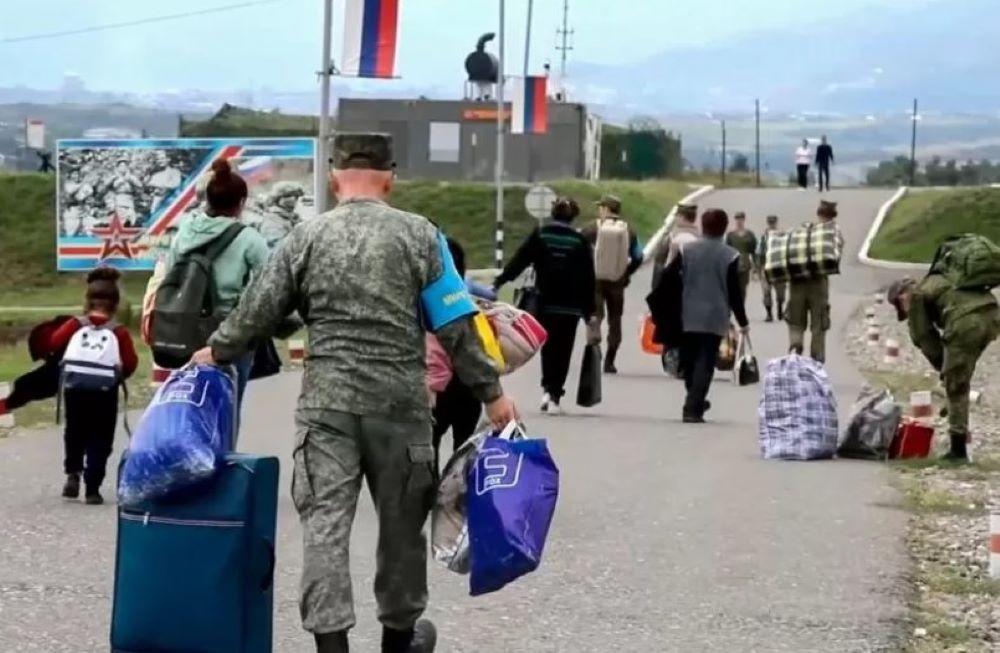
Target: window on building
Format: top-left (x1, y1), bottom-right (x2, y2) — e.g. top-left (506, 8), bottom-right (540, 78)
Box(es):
top-left (429, 122), bottom-right (460, 163)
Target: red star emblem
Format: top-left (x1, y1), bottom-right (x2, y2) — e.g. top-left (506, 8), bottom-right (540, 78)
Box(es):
top-left (91, 212), bottom-right (143, 260)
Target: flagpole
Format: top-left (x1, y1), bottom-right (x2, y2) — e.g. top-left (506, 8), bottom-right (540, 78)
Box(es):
top-left (523, 0), bottom-right (535, 183)
top-left (317, 0), bottom-right (334, 215)
top-left (494, 0), bottom-right (506, 270)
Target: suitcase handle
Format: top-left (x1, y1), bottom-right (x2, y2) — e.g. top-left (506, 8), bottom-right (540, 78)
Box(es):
top-left (260, 539), bottom-right (276, 591)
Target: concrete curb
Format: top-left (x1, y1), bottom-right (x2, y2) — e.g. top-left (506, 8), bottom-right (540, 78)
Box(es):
top-left (642, 184), bottom-right (715, 264)
top-left (857, 186), bottom-right (930, 271)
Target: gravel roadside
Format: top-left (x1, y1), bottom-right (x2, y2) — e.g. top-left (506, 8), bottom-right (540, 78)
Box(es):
top-left (845, 296), bottom-right (1000, 652)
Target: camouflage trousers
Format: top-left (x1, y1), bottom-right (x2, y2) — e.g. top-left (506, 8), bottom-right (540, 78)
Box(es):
top-left (292, 409), bottom-right (436, 634)
top-left (761, 276), bottom-right (787, 313)
top-left (786, 276), bottom-right (830, 363)
top-left (942, 319), bottom-right (997, 439)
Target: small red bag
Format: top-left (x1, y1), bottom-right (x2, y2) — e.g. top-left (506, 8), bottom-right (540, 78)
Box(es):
top-left (889, 419), bottom-right (934, 460)
top-left (640, 314), bottom-right (664, 355)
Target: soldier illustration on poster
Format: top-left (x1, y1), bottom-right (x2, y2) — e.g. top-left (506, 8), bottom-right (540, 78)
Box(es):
top-left (56, 138), bottom-right (316, 271)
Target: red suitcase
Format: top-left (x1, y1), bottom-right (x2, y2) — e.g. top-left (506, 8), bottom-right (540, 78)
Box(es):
top-left (889, 419), bottom-right (935, 459)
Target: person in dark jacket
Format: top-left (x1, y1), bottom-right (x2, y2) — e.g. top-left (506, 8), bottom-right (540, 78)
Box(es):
top-left (815, 135), bottom-right (834, 192)
top-left (494, 197), bottom-right (597, 414)
top-left (653, 209), bottom-right (750, 423)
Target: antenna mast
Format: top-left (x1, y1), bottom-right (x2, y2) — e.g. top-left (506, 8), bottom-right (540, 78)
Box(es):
top-left (555, 0), bottom-right (573, 100)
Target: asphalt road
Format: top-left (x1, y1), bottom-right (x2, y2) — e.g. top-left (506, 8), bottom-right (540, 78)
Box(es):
top-left (0, 188), bottom-right (912, 652)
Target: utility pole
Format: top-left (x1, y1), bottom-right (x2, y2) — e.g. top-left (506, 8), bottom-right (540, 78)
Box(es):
top-left (556, 0), bottom-right (572, 100)
top-left (316, 0), bottom-right (334, 214)
top-left (495, 0), bottom-right (507, 269)
top-left (721, 120), bottom-right (727, 187)
top-left (909, 98), bottom-right (919, 187)
top-left (755, 99), bottom-right (761, 187)
top-left (524, 0), bottom-right (535, 183)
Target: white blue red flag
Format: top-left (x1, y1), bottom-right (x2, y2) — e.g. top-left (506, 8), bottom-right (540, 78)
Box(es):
top-left (511, 76), bottom-right (548, 135)
top-left (341, 0), bottom-right (400, 79)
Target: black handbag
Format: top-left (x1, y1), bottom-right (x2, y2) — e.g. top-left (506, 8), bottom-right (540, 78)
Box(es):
top-left (576, 344), bottom-right (603, 408)
top-left (249, 339), bottom-right (282, 381)
top-left (735, 335), bottom-right (760, 386)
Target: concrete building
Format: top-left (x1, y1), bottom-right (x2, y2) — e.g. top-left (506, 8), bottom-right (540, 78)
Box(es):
top-left (336, 98), bottom-right (601, 183)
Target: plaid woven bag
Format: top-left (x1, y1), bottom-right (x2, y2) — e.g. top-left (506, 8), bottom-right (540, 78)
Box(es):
top-left (764, 222), bottom-right (843, 283)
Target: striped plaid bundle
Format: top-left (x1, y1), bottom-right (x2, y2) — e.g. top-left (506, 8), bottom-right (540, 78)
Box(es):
top-left (764, 222), bottom-right (844, 283)
top-left (758, 355), bottom-right (839, 461)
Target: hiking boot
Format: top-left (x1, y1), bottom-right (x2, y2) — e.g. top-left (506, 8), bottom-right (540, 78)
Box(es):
top-left (62, 474), bottom-right (80, 499)
top-left (84, 491), bottom-right (104, 506)
top-left (765, 308), bottom-right (774, 323)
top-left (315, 631), bottom-right (350, 653)
top-left (382, 619), bottom-right (437, 653)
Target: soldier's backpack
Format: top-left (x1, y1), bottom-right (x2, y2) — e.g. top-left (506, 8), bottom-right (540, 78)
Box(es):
top-left (594, 218), bottom-right (631, 281)
top-left (929, 233), bottom-right (1000, 291)
top-left (151, 223), bottom-right (245, 369)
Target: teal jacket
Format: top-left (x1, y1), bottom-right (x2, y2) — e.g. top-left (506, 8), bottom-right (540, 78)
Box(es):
top-left (166, 211), bottom-right (270, 314)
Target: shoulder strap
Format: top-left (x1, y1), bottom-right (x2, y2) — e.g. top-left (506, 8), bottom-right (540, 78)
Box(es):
top-left (197, 223), bottom-right (246, 262)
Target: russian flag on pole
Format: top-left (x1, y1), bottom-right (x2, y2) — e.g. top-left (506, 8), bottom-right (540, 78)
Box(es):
top-left (511, 76), bottom-right (548, 135)
top-left (341, 0), bottom-right (400, 79)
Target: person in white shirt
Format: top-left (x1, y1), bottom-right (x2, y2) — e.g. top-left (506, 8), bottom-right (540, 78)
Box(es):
top-left (794, 139), bottom-right (812, 190)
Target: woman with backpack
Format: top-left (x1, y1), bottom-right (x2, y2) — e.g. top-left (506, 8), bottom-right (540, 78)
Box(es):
top-left (155, 159), bottom-right (270, 419)
top-left (494, 197), bottom-right (597, 414)
top-left (46, 268), bottom-right (138, 505)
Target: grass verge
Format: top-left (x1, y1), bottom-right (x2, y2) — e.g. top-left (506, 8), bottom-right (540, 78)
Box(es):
top-left (868, 187), bottom-right (1000, 263)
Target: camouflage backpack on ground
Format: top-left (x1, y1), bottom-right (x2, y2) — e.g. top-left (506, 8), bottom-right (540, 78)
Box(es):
top-left (929, 233), bottom-right (1000, 291)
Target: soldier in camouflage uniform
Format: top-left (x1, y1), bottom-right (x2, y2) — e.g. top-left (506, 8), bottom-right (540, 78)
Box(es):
top-left (724, 212), bottom-right (758, 303)
top-left (888, 276), bottom-right (1000, 462)
top-left (193, 133), bottom-right (518, 653)
top-left (786, 200), bottom-right (843, 363)
top-left (757, 215), bottom-right (786, 322)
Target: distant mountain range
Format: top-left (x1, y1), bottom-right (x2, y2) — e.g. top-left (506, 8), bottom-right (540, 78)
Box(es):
top-left (570, 0), bottom-right (1000, 116)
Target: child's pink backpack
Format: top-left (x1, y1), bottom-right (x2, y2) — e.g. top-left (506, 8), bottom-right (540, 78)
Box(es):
top-left (426, 334), bottom-right (453, 395)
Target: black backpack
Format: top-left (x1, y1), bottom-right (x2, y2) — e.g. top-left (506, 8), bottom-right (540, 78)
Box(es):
top-left (151, 223), bottom-right (245, 368)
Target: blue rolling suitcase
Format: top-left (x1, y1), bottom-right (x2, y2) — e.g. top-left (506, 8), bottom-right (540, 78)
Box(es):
top-left (111, 454), bottom-right (280, 653)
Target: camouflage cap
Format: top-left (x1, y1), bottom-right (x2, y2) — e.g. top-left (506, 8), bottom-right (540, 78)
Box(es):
top-left (331, 132), bottom-right (395, 171)
top-left (887, 277), bottom-right (918, 321)
top-left (596, 194), bottom-right (623, 213)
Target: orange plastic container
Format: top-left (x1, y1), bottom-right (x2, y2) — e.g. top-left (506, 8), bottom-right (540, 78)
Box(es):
top-left (641, 314), bottom-right (664, 355)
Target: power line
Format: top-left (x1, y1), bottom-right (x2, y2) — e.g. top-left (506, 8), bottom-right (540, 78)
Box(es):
top-left (2, 0), bottom-right (283, 44)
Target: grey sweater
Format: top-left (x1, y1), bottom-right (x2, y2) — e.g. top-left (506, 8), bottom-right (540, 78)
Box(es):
top-left (680, 237), bottom-right (749, 336)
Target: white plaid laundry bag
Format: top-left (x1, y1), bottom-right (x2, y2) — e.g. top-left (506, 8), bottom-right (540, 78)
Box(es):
top-left (758, 354), bottom-right (839, 460)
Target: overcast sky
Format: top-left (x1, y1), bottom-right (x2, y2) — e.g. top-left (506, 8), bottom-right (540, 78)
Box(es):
top-left (1, 0), bottom-right (932, 94)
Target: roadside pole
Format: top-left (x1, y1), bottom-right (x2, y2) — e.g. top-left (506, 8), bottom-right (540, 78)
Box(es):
top-left (524, 0), bottom-right (535, 183)
top-left (495, 0), bottom-right (507, 269)
top-left (755, 99), bottom-right (761, 187)
top-left (909, 98), bottom-right (919, 187)
top-left (721, 120), bottom-right (727, 187)
top-left (316, 0), bottom-right (334, 214)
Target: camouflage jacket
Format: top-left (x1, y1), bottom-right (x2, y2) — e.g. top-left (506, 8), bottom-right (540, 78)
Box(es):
top-left (209, 198), bottom-right (502, 420)
top-left (908, 273), bottom-right (1000, 370)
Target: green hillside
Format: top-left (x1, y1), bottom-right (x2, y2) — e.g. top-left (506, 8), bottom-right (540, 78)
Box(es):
top-left (869, 188), bottom-right (1000, 262)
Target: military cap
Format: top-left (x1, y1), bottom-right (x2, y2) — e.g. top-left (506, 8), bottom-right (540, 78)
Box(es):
top-left (677, 203), bottom-right (698, 216)
top-left (887, 277), bottom-right (918, 322)
top-left (766, 214), bottom-right (779, 225)
top-left (596, 194), bottom-right (623, 214)
top-left (331, 132), bottom-right (395, 171)
top-left (818, 200), bottom-right (838, 217)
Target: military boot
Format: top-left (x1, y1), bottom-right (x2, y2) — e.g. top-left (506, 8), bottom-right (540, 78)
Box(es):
top-left (382, 619), bottom-right (437, 653)
top-left (315, 631), bottom-right (349, 653)
top-left (941, 434), bottom-right (970, 464)
top-left (603, 346), bottom-right (619, 375)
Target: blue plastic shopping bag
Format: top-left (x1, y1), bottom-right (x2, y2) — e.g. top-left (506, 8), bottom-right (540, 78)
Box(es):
top-left (467, 424), bottom-right (559, 596)
top-left (118, 365), bottom-right (235, 506)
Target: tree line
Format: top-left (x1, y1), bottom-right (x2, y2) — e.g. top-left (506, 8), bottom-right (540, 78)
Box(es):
top-left (601, 118), bottom-right (684, 180)
top-left (866, 156), bottom-right (1000, 187)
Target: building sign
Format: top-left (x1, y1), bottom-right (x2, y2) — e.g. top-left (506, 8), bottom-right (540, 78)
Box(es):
top-left (56, 138), bottom-right (316, 271)
top-left (462, 108), bottom-right (512, 122)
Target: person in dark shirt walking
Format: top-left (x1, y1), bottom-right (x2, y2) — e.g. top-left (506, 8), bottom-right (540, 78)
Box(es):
top-left (495, 198), bottom-right (597, 415)
top-left (816, 135), bottom-right (834, 192)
